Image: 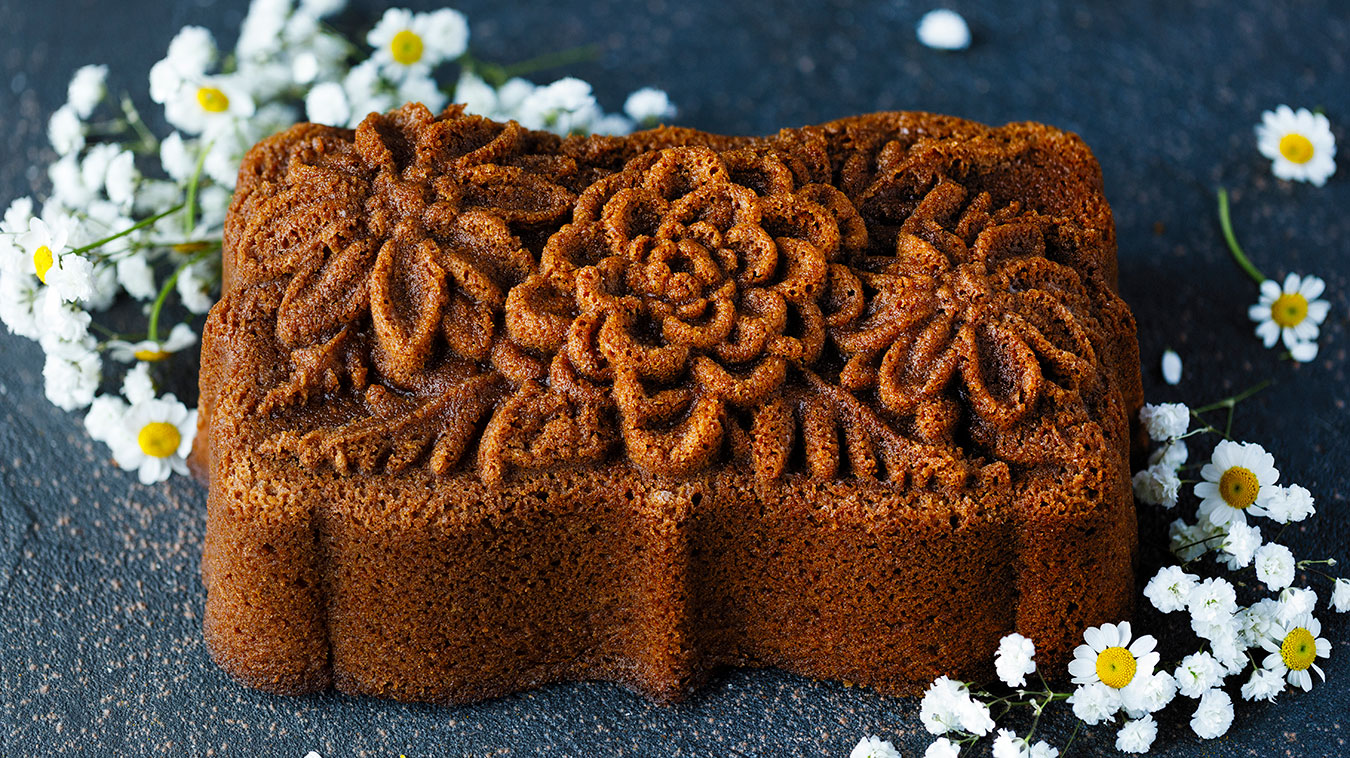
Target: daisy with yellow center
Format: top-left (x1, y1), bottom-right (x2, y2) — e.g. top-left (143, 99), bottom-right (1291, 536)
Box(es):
top-left (1261, 614), bottom-right (1332, 692)
top-left (1194, 440), bottom-right (1280, 527)
top-left (1249, 273), bottom-right (1331, 363)
top-left (1069, 621), bottom-right (1160, 696)
top-left (163, 75), bottom-right (254, 137)
top-left (1255, 105), bottom-right (1337, 186)
top-left (106, 323), bottom-right (198, 364)
top-left (109, 393), bottom-right (197, 485)
top-left (367, 8), bottom-right (469, 79)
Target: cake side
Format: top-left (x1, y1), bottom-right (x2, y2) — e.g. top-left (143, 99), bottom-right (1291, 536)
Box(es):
top-left (197, 105), bottom-right (1141, 701)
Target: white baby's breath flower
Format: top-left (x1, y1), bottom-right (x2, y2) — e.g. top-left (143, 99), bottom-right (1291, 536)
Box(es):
top-left (67, 64), bottom-right (108, 119)
top-left (107, 323), bottom-right (198, 364)
top-left (1190, 688), bottom-right (1234, 739)
top-left (160, 132), bottom-right (199, 184)
top-left (1161, 349), bottom-right (1182, 385)
top-left (1278, 587), bottom-right (1318, 625)
top-left (1240, 666), bottom-right (1284, 702)
top-left (47, 104), bottom-right (85, 156)
top-left (103, 150), bottom-right (139, 208)
top-left (919, 676), bottom-right (993, 736)
top-left (300, 0), bottom-right (344, 15)
top-left (48, 153), bottom-right (98, 211)
top-left (1256, 106), bottom-right (1337, 186)
top-left (923, 738), bottom-right (960, 758)
top-left (236, 0), bottom-right (292, 61)
top-left (1139, 402), bottom-right (1189, 441)
top-left (81, 260), bottom-right (119, 313)
top-left (1173, 651), bottom-right (1223, 698)
top-left (1169, 518), bottom-right (1222, 561)
top-left (305, 80), bottom-right (351, 126)
top-left (41, 335), bottom-right (101, 411)
top-left (84, 393), bottom-right (128, 443)
top-left (107, 393), bottom-right (197, 484)
top-left (396, 71), bottom-right (447, 113)
top-left (1195, 440), bottom-right (1280, 526)
top-left (1218, 520), bottom-right (1262, 569)
top-left (517, 77), bottom-right (601, 135)
top-left (341, 59), bottom-right (396, 127)
top-left (1115, 715), bottom-right (1157, 754)
top-left (1068, 681), bottom-right (1121, 726)
top-left (1132, 463), bottom-right (1181, 507)
top-left (0, 270), bottom-right (43, 339)
top-left (916, 8), bottom-right (971, 50)
top-left (36, 287), bottom-right (92, 343)
top-left (1249, 273), bottom-right (1330, 362)
top-left (1144, 565), bottom-right (1198, 613)
top-left (995, 632), bottom-right (1036, 688)
top-left (1149, 439), bottom-right (1187, 470)
top-left (1255, 542), bottom-right (1296, 591)
top-left (176, 257), bottom-right (219, 314)
top-left (1186, 577), bottom-right (1238, 628)
top-left (624, 87), bottom-right (676, 125)
top-left (991, 729), bottom-right (1026, 758)
top-left (454, 71), bottom-right (502, 118)
top-left (1260, 613), bottom-right (1331, 692)
top-left (1237, 598), bottom-right (1282, 647)
top-left (368, 7), bottom-right (468, 79)
top-left (1129, 670), bottom-right (1177, 716)
top-left (116, 255), bottom-right (157, 301)
top-left (1266, 483), bottom-right (1316, 524)
top-left (121, 361), bottom-right (157, 405)
top-left (149, 26), bottom-right (219, 104)
top-left (849, 735), bottom-right (900, 758)
top-left (1332, 578), bottom-right (1350, 612)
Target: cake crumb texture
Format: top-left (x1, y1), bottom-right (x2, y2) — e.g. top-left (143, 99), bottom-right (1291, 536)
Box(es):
top-left (196, 104), bottom-right (1142, 703)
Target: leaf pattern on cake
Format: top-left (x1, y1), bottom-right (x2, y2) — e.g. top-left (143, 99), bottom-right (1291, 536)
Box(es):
top-left (237, 107), bottom-right (1123, 484)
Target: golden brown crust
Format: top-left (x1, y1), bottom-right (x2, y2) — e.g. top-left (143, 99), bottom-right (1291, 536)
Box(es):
top-left (196, 105), bottom-right (1142, 703)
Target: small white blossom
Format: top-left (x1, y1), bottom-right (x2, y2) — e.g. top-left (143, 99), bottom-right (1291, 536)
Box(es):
top-left (1169, 518), bottom-right (1222, 561)
top-left (1277, 587), bottom-right (1318, 625)
top-left (84, 394), bottom-right (128, 443)
top-left (176, 257), bottom-right (220, 314)
top-left (994, 632), bottom-right (1036, 688)
top-left (849, 735), bottom-right (900, 758)
top-left (38, 288), bottom-right (92, 343)
top-left (305, 80), bottom-right (351, 127)
top-left (160, 132), bottom-right (199, 183)
top-left (1249, 273), bottom-right (1330, 362)
top-left (116, 255), bottom-right (157, 301)
top-left (1190, 688), bottom-right (1234, 739)
top-left (916, 9), bottom-right (971, 50)
top-left (41, 336), bottom-right (101, 411)
top-left (1144, 565), bottom-right (1198, 613)
top-left (1139, 402), bottom-right (1189, 441)
top-left (1240, 667), bottom-right (1284, 702)
top-left (103, 150), bottom-right (139, 208)
top-left (121, 361), bottom-right (157, 405)
top-left (1255, 105), bottom-right (1337, 186)
top-left (396, 71), bottom-right (447, 114)
top-left (923, 738), bottom-right (960, 758)
top-left (1173, 651), bottom-right (1223, 698)
top-left (1129, 670), bottom-right (1177, 716)
top-left (624, 87), bottom-right (676, 125)
top-left (1218, 520), bottom-right (1262, 569)
top-left (1266, 483), bottom-right (1316, 524)
top-left (1068, 622), bottom-right (1159, 721)
top-left (0, 270), bottom-right (43, 338)
top-left (1255, 543), bottom-right (1296, 591)
top-left (48, 104), bottom-right (86, 155)
top-left (236, 0), bottom-right (292, 62)
top-left (1148, 439), bottom-right (1188, 470)
top-left (1186, 577), bottom-right (1238, 628)
top-left (919, 676), bottom-right (993, 736)
top-left (1115, 715), bottom-right (1157, 754)
top-left (1161, 349), bottom-right (1182, 385)
top-left (66, 64), bottom-right (108, 119)
top-left (1133, 464), bottom-right (1181, 507)
top-left (517, 77), bottom-right (601, 135)
top-left (1331, 578), bottom-right (1350, 612)
top-left (1068, 681), bottom-right (1121, 726)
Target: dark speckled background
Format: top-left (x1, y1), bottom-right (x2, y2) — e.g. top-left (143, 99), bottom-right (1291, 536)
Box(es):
top-left (0, 0), bottom-right (1346, 755)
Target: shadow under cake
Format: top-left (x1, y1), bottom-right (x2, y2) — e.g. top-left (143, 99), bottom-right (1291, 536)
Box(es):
top-left (193, 104), bottom-right (1142, 703)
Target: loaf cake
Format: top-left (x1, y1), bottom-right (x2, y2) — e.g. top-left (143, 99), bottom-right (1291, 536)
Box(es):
top-left (194, 103), bottom-right (1143, 703)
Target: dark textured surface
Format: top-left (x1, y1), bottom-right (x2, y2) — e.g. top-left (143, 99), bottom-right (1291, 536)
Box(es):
top-left (0, 0), bottom-right (1346, 755)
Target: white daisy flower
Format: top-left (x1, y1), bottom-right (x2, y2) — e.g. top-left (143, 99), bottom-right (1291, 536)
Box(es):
top-left (1068, 622), bottom-right (1160, 713)
top-left (47, 104), bottom-right (85, 155)
top-left (624, 87), bottom-right (676, 125)
top-left (1265, 483), bottom-right (1316, 524)
top-left (994, 632), bottom-right (1036, 688)
top-left (107, 393), bottom-right (197, 484)
top-left (1248, 273), bottom-right (1330, 362)
top-left (0, 270), bottom-right (43, 339)
top-left (305, 80), bottom-right (351, 127)
top-left (1190, 688), bottom-right (1234, 739)
top-left (1144, 565), bottom-right (1198, 613)
top-left (149, 26), bottom-right (218, 105)
top-left (1217, 520), bottom-right (1262, 569)
top-left (923, 738), bottom-right (959, 758)
top-left (1132, 463), bottom-right (1181, 507)
top-left (1068, 680), bottom-right (1121, 726)
top-left (1254, 542), bottom-right (1296, 591)
top-left (1240, 666), bottom-right (1284, 702)
top-left (1161, 348), bottom-right (1182, 385)
top-left (66, 64), bottom-right (108, 119)
top-left (1255, 105), bottom-right (1337, 186)
top-left (1139, 402), bottom-right (1189, 441)
top-left (849, 735), bottom-right (900, 758)
top-left (41, 335), bottom-right (101, 411)
top-left (1173, 651), bottom-right (1223, 698)
top-left (916, 9), bottom-right (971, 50)
top-left (919, 676), bottom-right (994, 736)
top-left (1115, 715), bottom-right (1157, 754)
top-left (18, 216), bottom-right (95, 303)
top-left (164, 74), bottom-right (256, 137)
top-left (367, 8), bottom-right (468, 79)
top-left (84, 393), bottom-right (129, 443)
top-left (1261, 613), bottom-right (1331, 691)
top-left (106, 323), bottom-right (198, 364)
top-left (1195, 440), bottom-right (1280, 526)
top-left (1148, 439), bottom-right (1188, 470)
top-left (1332, 578), bottom-right (1350, 613)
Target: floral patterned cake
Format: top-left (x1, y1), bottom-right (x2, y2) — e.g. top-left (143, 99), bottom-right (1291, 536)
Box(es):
top-left (195, 104), bottom-right (1143, 702)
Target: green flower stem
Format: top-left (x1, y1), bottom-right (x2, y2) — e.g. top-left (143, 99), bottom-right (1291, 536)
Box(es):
top-left (1216, 187), bottom-right (1267, 286)
top-left (68, 203), bottom-right (185, 258)
top-left (146, 248), bottom-right (212, 342)
top-left (120, 94), bottom-right (159, 154)
top-left (469, 44), bottom-right (601, 88)
top-left (1060, 718), bottom-right (1083, 757)
top-left (183, 142), bottom-right (212, 236)
top-left (1192, 379), bottom-right (1272, 415)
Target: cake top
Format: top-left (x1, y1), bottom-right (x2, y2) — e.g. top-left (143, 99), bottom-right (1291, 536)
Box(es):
top-left (221, 103), bottom-right (1135, 491)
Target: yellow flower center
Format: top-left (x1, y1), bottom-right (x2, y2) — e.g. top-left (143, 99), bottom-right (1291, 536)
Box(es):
top-left (1271, 292), bottom-right (1309, 328)
top-left (1096, 646), bottom-right (1137, 689)
top-left (390, 29), bottom-right (424, 65)
top-left (33, 245), bottom-right (54, 283)
top-left (196, 86), bottom-right (231, 113)
top-left (1219, 466), bottom-right (1260, 510)
top-left (1278, 133), bottom-right (1315, 164)
top-left (1280, 627), bottom-right (1317, 671)
top-left (137, 421), bottom-right (181, 458)
top-left (134, 349), bottom-right (171, 362)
